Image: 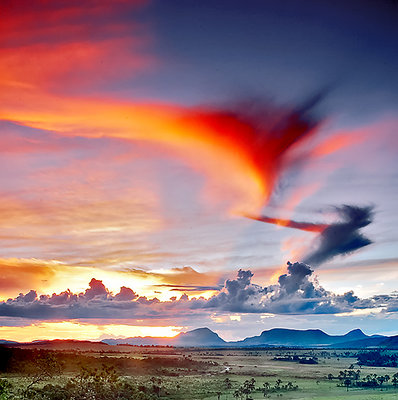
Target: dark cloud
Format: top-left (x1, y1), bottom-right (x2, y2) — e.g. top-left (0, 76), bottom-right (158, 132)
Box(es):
top-left (247, 204), bottom-right (374, 266)
top-left (278, 261), bottom-right (313, 294)
top-left (204, 269), bottom-right (266, 312)
top-left (202, 262), bottom-right (356, 314)
top-left (15, 290), bottom-right (37, 303)
top-left (303, 205), bottom-right (374, 265)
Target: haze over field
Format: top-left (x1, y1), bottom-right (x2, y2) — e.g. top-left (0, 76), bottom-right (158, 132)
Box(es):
top-left (0, 0), bottom-right (397, 342)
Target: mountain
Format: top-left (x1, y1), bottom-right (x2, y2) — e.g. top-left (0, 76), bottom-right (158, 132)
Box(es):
top-left (380, 335), bottom-right (398, 349)
top-left (229, 328), bottom-right (369, 347)
top-left (103, 337), bottom-right (171, 346)
top-left (103, 327), bottom-right (226, 347)
top-left (329, 336), bottom-right (387, 348)
top-left (174, 327), bottom-right (226, 346)
top-left (0, 340), bottom-right (19, 345)
top-left (104, 327), bottom-right (374, 348)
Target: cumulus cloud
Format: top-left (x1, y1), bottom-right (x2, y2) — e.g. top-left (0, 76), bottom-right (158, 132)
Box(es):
top-left (114, 287), bottom-right (138, 301)
top-left (203, 262), bottom-right (357, 314)
top-left (1, 262), bottom-right (395, 322)
top-left (83, 278), bottom-right (109, 300)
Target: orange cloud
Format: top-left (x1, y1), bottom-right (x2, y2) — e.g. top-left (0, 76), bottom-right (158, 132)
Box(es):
top-left (0, 258), bottom-right (56, 298)
top-left (1, 84), bottom-right (328, 213)
top-left (311, 132), bottom-right (363, 158)
top-left (2, 0), bottom-right (392, 219)
top-left (145, 266), bottom-right (223, 286)
top-left (126, 266), bottom-right (224, 299)
top-left (0, 257), bottom-right (225, 302)
top-left (244, 214), bottom-right (327, 232)
top-left (0, 39), bottom-right (154, 92)
top-left (0, 187), bottom-right (162, 261)
top-left (0, 0), bottom-right (330, 214)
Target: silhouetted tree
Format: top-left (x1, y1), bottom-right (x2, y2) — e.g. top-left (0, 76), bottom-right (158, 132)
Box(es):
top-left (23, 352), bottom-right (63, 397)
top-left (0, 379), bottom-right (11, 400)
top-left (392, 372), bottom-right (398, 388)
top-left (224, 377), bottom-right (232, 390)
top-left (343, 379), bottom-right (351, 391)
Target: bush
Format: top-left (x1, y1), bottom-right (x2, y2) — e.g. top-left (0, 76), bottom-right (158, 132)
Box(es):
top-left (26, 365), bottom-right (156, 400)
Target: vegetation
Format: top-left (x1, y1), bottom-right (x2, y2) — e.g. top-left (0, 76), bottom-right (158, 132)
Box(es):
top-left (357, 351), bottom-right (398, 367)
top-left (1, 345), bottom-right (398, 399)
top-left (23, 365), bottom-right (157, 399)
top-left (333, 368), bottom-right (398, 391)
top-left (272, 354), bottom-right (318, 364)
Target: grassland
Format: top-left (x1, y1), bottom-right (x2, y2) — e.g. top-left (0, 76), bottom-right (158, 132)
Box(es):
top-left (1, 345), bottom-right (398, 399)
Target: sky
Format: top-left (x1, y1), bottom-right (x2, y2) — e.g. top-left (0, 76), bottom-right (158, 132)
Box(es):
top-left (0, 0), bottom-right (397, 342)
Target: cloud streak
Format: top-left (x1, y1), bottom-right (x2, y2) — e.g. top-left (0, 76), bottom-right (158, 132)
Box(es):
top-left (244, 214), bottom-right (327, 232)
top-left (247, 205), bottom-right (374, 266)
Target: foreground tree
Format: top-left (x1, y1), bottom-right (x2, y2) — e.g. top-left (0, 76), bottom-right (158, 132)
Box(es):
top-left (0, 379), bottom-right (11, 400)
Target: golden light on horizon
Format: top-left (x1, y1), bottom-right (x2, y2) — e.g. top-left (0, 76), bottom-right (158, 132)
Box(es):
top-left (0, 321), bottom-right (183, 342)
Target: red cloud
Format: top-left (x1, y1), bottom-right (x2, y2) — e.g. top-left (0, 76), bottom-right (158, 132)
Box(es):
top-left (1, 0), bottom-right (154, 92)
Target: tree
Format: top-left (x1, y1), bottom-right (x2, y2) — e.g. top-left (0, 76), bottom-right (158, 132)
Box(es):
top-left (224, 377), bottom-right (232, 390)
top-left (0, 379), bottom-right (11, 400)
top-left (338, 370), bottom-right (347, 382)
top-left (23, 351), bottom-right (63, 397)
top-left (392, 372), bottom-right (398, 388)
top-left (241, 378), bottom-right (255, 400)
top-left (343, 379), bottom-right (351, 392)
top-left (150, 376), bottom-right (162, 397)
top-left (262, 382), bottom-right (270, 397)
top-left (285, 381), bottom-right (295, 390)
top-left (377, 375), bottom-right (386, 387)
top-left (233, 388), bottom-right (242, 399)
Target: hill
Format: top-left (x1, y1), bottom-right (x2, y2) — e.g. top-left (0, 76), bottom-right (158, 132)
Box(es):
top-left (230, 328), bottom-right (369, 347)
top-left (3, 339), bottom-right (111, 351)
top-left (329, 336), bottom-right (387, 348)
top-left (380, 335), bottom-right (398, 349)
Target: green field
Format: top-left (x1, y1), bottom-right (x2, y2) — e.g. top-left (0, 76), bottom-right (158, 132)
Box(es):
top-left (1, 346), bottom-right (398, 399)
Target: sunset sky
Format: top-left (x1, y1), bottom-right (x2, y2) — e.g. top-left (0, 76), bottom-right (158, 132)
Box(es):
top-left (1, 0), bottom-right (397, 342)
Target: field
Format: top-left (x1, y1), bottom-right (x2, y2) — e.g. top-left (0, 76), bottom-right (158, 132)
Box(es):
top-left (1, 345), bottom-right (398, 399)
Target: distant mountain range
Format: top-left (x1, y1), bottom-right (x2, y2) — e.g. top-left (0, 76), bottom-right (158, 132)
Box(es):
top-left (102, 327), bottom-right (394, 349)
top-left (231, 328), bottom-right (369, 347)
top-left (3, 328), bottom-right (398, 349)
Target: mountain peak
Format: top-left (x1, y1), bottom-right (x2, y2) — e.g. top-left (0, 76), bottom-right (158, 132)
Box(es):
top-left (189, 327), bottom-right (213, 333)
top-left (345, 329), bottom-right (366, 339)
top-left (176, 327), bottom-right (226, 345)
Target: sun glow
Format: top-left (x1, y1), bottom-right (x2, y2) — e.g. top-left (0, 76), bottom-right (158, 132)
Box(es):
top-left (0, 321), bottom-right (183, 342)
